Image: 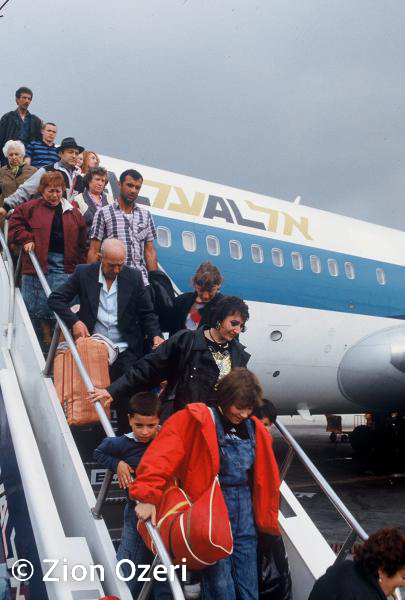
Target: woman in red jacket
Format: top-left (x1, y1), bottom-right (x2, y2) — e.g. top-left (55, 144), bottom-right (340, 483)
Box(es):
top-left (8, 170), bottom-right (87, 350)
top-left (133, 368), bottom-right (280, 600)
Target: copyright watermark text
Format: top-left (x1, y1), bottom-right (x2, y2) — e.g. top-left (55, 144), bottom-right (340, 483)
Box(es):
top-left (11, 557), bottom-right (187, 583)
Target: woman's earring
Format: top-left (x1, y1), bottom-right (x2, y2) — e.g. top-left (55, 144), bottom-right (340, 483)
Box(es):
top-left (215, 321), bottom-right (221, 330)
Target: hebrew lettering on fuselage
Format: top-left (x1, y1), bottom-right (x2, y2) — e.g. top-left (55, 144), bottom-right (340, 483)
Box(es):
top-left (107, 171), bottom-right (313, 241)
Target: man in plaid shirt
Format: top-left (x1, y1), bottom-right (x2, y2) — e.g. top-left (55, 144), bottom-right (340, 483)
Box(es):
top-left (88, 168), bottom-right (158, 287)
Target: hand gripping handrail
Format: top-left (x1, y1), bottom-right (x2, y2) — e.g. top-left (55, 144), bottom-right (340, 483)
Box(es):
top-left (275, 418), bottom-right (368, 560)
top-left (26, 250), bottom-right (185, 600)
top-left (0, 228), bottom-right (15, 349)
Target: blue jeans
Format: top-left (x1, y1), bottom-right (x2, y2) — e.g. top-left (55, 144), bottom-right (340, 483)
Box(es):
top-left (201, 411), bottom-right (258, 600)
top-left (201, 485), bottom-right (258, 600)
top-left (117, 501), bottom-right (172, 599)
top-left (22, 252), bottom-right (69, 319)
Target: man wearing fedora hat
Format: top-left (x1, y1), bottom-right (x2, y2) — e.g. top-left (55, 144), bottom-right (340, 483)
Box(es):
top-left (0, 137), bottom-right (85, 217)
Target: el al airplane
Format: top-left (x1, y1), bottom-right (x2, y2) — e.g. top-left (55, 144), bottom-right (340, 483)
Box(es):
top-left (102, 154), bottom-right (405, 421)
top-left (1, 154), bottom-right (402, 600)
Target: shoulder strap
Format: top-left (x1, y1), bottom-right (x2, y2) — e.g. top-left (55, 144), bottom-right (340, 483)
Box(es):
top-left (246, 418), bottom-right (256, 448)
top-left (209, 406), bottom-right (226, 448)
top-left (208, 407), bottom-right (215, 424)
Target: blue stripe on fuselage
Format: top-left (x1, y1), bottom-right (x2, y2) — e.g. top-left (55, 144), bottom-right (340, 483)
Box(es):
top-left (152, 215), bottom-right (405, 318)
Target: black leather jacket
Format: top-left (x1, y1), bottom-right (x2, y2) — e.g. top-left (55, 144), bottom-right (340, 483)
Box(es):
top-left (108, 326), bottom-right (250, 410)
top-left (168, 291), bottom-right (224, 336)
top-left (308, 560), bottom-right (386, 600)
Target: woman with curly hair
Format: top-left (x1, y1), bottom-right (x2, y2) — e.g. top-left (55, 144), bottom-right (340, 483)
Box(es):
top-left (308, 528), bottom-right (405, 599)
top-left (90, 295), bottom-right (251, 418)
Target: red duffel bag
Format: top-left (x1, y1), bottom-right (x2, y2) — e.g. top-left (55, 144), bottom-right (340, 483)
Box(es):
top-left (138, 477), bottom-right (233, 570)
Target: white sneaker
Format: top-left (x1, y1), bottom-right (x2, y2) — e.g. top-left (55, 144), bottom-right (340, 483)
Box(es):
top-left (184, 582), bottom-right (201, 599)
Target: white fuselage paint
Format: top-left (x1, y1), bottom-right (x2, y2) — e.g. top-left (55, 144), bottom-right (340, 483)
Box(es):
top-left (99, 154), bottom-right (405, 415)
top-left (245, 301), bottom-right (398, 414)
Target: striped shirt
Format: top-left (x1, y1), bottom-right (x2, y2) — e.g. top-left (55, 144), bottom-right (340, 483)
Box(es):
top-left (90, 201), bottom-right (156, 286)
top-left (25, 140), bottom-right (59, 167)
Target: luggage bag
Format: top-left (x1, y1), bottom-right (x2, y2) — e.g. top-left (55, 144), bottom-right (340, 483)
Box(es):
top-left (54, 336), bottom-right (111, 425)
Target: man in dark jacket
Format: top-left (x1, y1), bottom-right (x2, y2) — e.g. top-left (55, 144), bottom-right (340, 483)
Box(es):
top-left (48, 239), bottom-right (164, 431)
top-left (89, 296), bottom-right (250, 418)
top-left (0, 86), bottom-right (42, 166)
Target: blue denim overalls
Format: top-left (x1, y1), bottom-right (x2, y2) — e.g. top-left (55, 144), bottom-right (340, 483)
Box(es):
top-left (201, 408), bottom-right (258, 600)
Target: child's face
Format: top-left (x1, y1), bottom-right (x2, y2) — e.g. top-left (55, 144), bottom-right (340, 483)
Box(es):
top-left (223, 403), bottom-right (253, 425)
top-left (128, 413), bottom-right (160, 443)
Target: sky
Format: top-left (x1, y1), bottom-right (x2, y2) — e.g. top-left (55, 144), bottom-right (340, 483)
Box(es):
top-left (1, 0), bottom-right (405, 229)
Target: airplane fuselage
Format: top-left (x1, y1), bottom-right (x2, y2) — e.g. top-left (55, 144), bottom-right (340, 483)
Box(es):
top-left (101, 155), bottom-right (405, 415)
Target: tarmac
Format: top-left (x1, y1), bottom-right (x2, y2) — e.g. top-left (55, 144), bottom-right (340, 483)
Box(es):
top-left (272, 416), bottom-right (405, 546)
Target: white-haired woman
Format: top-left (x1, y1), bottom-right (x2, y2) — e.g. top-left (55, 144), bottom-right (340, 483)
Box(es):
top-left (0, 140), bottom-right (36, 206)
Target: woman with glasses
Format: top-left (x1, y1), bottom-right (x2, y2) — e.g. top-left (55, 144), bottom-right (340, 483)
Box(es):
top-left (90, 296), bottom-right (251, 419)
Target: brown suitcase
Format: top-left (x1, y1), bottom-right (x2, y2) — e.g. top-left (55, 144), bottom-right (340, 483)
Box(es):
top-left (54, 337), bottom-right (111, 425)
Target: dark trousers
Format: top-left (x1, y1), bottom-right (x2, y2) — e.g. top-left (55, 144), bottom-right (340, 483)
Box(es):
top-left (109, 349), bottom-right (140, 434)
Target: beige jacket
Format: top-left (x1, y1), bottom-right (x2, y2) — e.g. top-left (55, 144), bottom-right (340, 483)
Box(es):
top-left (0, 163), bottom-right (37, 205)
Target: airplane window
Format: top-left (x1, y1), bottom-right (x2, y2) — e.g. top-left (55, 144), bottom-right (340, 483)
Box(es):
top-left (206, 235), bottom-right (220, 256)
top-left (156, 226), bottom-right (171, 248)
top-left (251, 244), bottom-right (264, 263)
top-left (376, 267), bottom-right (386, 285)
top-left (310, 255), bottom-right (321, 274)
top-left (344, 261), bottom-right (355, 280)
top-left (291, 251), bottom-right (303, 270)
top-left (182, 231), bottom-right (196, 252)
top-left (229, 240), bottom-right (243, 260)
top-left (328, 258), bottom-right (339, 277)
top-left (272, 248), bottom-right (284, 267)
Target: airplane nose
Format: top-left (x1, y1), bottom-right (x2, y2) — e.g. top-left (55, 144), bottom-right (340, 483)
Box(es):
top-left (337, 325), bottom-right (405, 411)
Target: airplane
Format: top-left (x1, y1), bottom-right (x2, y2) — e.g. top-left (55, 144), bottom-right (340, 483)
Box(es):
top-left (101, 153), bottom-right (405, 449)
top-left (1, 152), bottom-right (403, 599)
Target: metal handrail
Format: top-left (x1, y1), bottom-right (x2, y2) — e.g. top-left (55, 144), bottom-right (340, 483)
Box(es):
top-left (26, 249), bottom-right (185, 599)
top-left (27, 248), bottom-right (120, 510)
top-left (0, 228), bottom-right (15, 348)
top-left (28, 250), bottom-right (115, 436)
top-left (275, 418), bottom-right (368, 560)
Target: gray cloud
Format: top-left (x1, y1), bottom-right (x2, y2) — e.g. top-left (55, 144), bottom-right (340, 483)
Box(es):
top-left (1, 0), bottom-right (405, 228)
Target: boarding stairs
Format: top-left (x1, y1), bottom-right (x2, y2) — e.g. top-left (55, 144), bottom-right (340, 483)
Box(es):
top-left (0, 230), bottom-right (383, 600)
